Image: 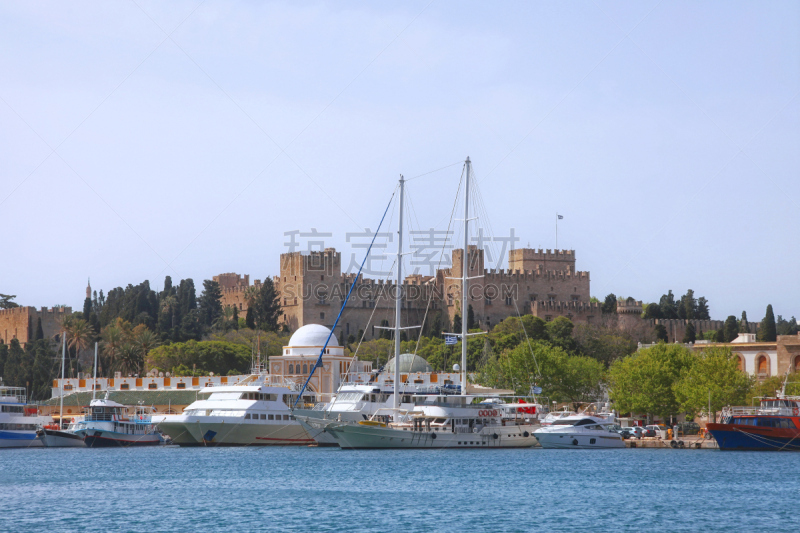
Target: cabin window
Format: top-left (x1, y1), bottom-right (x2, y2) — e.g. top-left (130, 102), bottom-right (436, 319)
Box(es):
top-left (269, 414), bottom-right (274, 420)
top-left (283, 415), bottom-right (290, 420)
top-left (120, 384), bottom-right (130, 390)
top-left (590, 438), bottom-right (596, 444)
top-left (260, 414), bottom-right (266, 420)
top-left (148, 383), bottom-right (158, 390)
top-left (177, 383), bottom-right (186, 389)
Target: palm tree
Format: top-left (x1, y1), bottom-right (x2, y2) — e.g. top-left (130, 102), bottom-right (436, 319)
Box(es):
top-left (101, 325), bottom-right (124, 376)
top-left (118, 344), bottom-right (143, 376)
top-left (134, 329), bottom-right (161, 371)
top-left (60, 316), bottom-right (93, 374)
top-left (161, 295), bottom-right (178, 329)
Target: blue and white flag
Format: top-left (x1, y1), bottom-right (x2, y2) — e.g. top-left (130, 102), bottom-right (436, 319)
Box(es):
top-left (557, 214), bottom-right (563, 220)
top-left (531, 386), bottom-right (543, 395)
top-left (444, 335), bottom-right (458, 346)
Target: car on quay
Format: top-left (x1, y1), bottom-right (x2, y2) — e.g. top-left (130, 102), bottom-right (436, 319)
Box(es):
top-left (620, 427), bottom-right (643, 439)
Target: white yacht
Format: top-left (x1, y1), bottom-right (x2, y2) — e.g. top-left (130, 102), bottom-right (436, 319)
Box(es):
top-left (155, 373), bottom-right (316, 446)
top-left (36, 418), bottom-right (86, 448)
top-left (533, 413), bottom-right (624, 449)
top-left (0, 386), bottom-right (52, 448)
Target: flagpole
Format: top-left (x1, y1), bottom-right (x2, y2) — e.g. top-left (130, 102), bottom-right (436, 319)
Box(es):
top-left (555, 213), bottom-right (558, 249)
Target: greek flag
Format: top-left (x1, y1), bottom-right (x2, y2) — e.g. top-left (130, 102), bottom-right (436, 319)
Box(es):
top-left (557, 214), bottom-right (563, 220)
top-left (444, 335), bottom-right (458, 346)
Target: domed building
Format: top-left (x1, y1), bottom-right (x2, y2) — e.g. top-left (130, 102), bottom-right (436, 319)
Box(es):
top-left (268, 324), bottom-right (372, 400)
top-left (385, 353), bottom-right (433, 374)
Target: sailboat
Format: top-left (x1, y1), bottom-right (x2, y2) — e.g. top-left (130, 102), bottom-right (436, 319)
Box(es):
top-left (36, 336), bottom-right (86, 447)
top-left (323, 158), bottom-right (540, 449)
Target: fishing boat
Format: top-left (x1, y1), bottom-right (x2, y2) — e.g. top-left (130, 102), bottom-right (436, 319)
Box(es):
top-left (155, 372), bottom-right (316, 446)
top-left (533, 412), bottom-right (624, 449)
top-left (72, 394), bottom-right (163, 447)
top-left (306, 160), bottom-right (539, 449)
top-left (0, 385), bottom-right (52, 448)
top-left (707, 378), bottom-right (800, 451)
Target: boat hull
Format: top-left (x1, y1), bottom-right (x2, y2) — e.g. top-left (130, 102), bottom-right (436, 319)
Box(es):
top-left (293, 409), bottom-right (365, 446)
top-left (532, 430), bottom-right (625, 449)
top-left (707, 423), bottom-right (800, 451)
top-left (326, 423), bottom-right (539, 449)
top-left (37, 428), bottom-right (86, 448)
top-left (157, 418), bottom-right (314, 446)
top-left (0, 430), bottom-right (42, 448)
top-left (81, 429), bottom-right (163, 447)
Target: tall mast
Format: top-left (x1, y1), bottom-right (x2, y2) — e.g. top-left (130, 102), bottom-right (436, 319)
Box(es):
top-left (393, 175), bottom-right (405, 409)
top-left (461, 157), bottom-right (471, 393)
top-left (60, 334), bottom-right (66, 428)
top-left (92, 342), bottom-right (98, 401)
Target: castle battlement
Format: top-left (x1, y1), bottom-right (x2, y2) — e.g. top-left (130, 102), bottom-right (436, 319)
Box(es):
top-left (531, 300), bottom-right (601, 315)
top-left (0, 306), bottom-right (71, 317)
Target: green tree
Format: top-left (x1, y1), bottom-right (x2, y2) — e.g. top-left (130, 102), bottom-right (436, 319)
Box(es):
top-left (453, 313), bottom-right (462, 332)
top-left (467, 305), bottom-right (476, 330)
top-left (714, 328), bottom-right (725, 343)
top-left (546, 316), bottom-right (576, 353)
top-left (147, 340), bottom-right (261, 376)
top-left (0, 293), bottom-right (19, 309)
top-left (673, 346), bottom-right (752, 419)
top-left (198, 280), bottom-right (223, 328)
top-left (27, 339), bottom-right (58, 401)
top-left (34, 317), bottom-right (44, 341)
top-left (3, 339), bottom-right (29, 387)
top-left (654, 324), bottom-right (668, 343)
top-left (488, 315), bottom-right (548, 354)
top-left (0, 341), bottom-right (7, 376)
top-left (682, 322), bottom-right (696, 344)
top-left (659, 290), bottom-right (678, 319)
top-left (601, 293), bottom-right (617, 314)
top-left (607, 343), bottom-right (695, 419)
top-left (724, 315), bottom-right (739, 343)
top-left (642, 303), bottom-right (661, 319)
top-left (739, 311), bottom-right (749, 333)
top-left (682, 289), bottom-right (697, 319)
top-left (249, 278), bottom-right (283, 332)
top-left (245, 306), bottom-right (256, 329)
top-left (758, 304), bottom-right (777, 341)
top-left (696, 297), bottom-right (710, 320)
top-left (231, 305), bottom-right (239, 330)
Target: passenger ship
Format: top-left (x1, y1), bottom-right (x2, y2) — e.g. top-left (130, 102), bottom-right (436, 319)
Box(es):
top-left (155, 372), bottom-right (316, 446)
top-left (0, 386), bottom-right (52, 448)
top-left (707, 394), bottom-right (800, 451)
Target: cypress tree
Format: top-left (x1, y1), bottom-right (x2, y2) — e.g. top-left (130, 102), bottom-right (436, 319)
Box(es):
top-left (758, 304), bottom-right (777, 342)
top-left (245, 306), bottom-right (255, 329)
top-left (467, 305), bottom-right (475, 330)
top-left (696, 297), bottom-right (710, 320)
top-left (602, 293), bottom-right (617, 314)
top-left (251, 278), bottom-right (283, 332)
top-left (724, 315), bottom-right (739, 342)
top-left (0, 341), bottom-right (7, 376)
top-left (83, 297), bottom-right (92, 318)
top-left (232, 305), bottom-right (239, 330)
top-left (34, 317), bottom-right (44, 340)
top-left (715, 328), bottom-right (725, 343)
top-left (453, 313), bottom-right (462, 332)
top-left (654, 324), bottom-right (668, 342)
top-left (682, 322), bottom-right (696, 343)
top-left (198, 280), bottom-right (223, 327)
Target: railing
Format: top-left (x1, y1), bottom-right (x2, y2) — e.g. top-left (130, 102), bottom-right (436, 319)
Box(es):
top-left (722, 406), bottom-right (799, 418)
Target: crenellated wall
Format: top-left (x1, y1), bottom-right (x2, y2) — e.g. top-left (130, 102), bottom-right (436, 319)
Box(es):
top-left (0, 306), bottom-right (72, 346)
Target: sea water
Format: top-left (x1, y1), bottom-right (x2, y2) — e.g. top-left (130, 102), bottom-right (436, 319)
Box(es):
top-left (1, 446), bottom-right (799, 532)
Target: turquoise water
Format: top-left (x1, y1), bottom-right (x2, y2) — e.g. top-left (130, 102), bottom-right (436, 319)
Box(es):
top-left (2, 447), bottom-right (799, 532)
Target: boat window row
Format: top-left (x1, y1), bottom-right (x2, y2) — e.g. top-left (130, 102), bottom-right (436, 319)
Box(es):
top-left (244, 413), bottom-right (293, 420)
top-left (0, 423), bottom-right (37, 430)
top-left (335, 392), bottom-right (364, 402)
top-left (1, 405), bottom-right (24, 413)
top-left (761, 400), bottom-right (798, 408)
top-left (732, 417), bottom-right (796, 428)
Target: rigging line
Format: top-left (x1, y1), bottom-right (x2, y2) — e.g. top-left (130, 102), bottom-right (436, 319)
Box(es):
top-left (293, 190), bottom-right (396, 408)
top-left (344, 258), bottom-right (398, 377)
top-left (413, 162), bottom-right (466, 356)
top-left (404, 160), bottom-right (465, 182)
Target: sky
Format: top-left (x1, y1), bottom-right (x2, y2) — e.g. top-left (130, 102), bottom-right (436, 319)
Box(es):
top-left (1, 1), bottom-right (798, 323)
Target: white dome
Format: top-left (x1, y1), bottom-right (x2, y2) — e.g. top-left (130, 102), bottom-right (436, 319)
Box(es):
top-left (386, 353), bottom-right (433, 373)
top-left (288, 324), bottom-right (338, 347)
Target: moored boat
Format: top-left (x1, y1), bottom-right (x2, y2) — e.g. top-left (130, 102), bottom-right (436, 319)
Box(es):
top-left (73, 395), bottom-right (163, 447)
top-left (0, 386), bottom-right (51, 448)
top-left (708, 396), bottom-right (800, 451)
top-left (533, 412), bottom-right (624, 449)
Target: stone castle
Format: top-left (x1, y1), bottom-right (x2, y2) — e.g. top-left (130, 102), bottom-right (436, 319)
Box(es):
top-left (0, 306), bottom-right (72, 347)
top-left (218, 245), bottom-right (599, 339)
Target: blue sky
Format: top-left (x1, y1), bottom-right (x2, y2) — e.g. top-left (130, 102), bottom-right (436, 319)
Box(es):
top-left (1, 1), bottom-right (798, 322)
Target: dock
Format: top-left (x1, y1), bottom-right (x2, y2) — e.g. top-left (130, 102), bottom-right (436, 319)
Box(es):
top-left (626, 435), bottom-right (718, 449)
